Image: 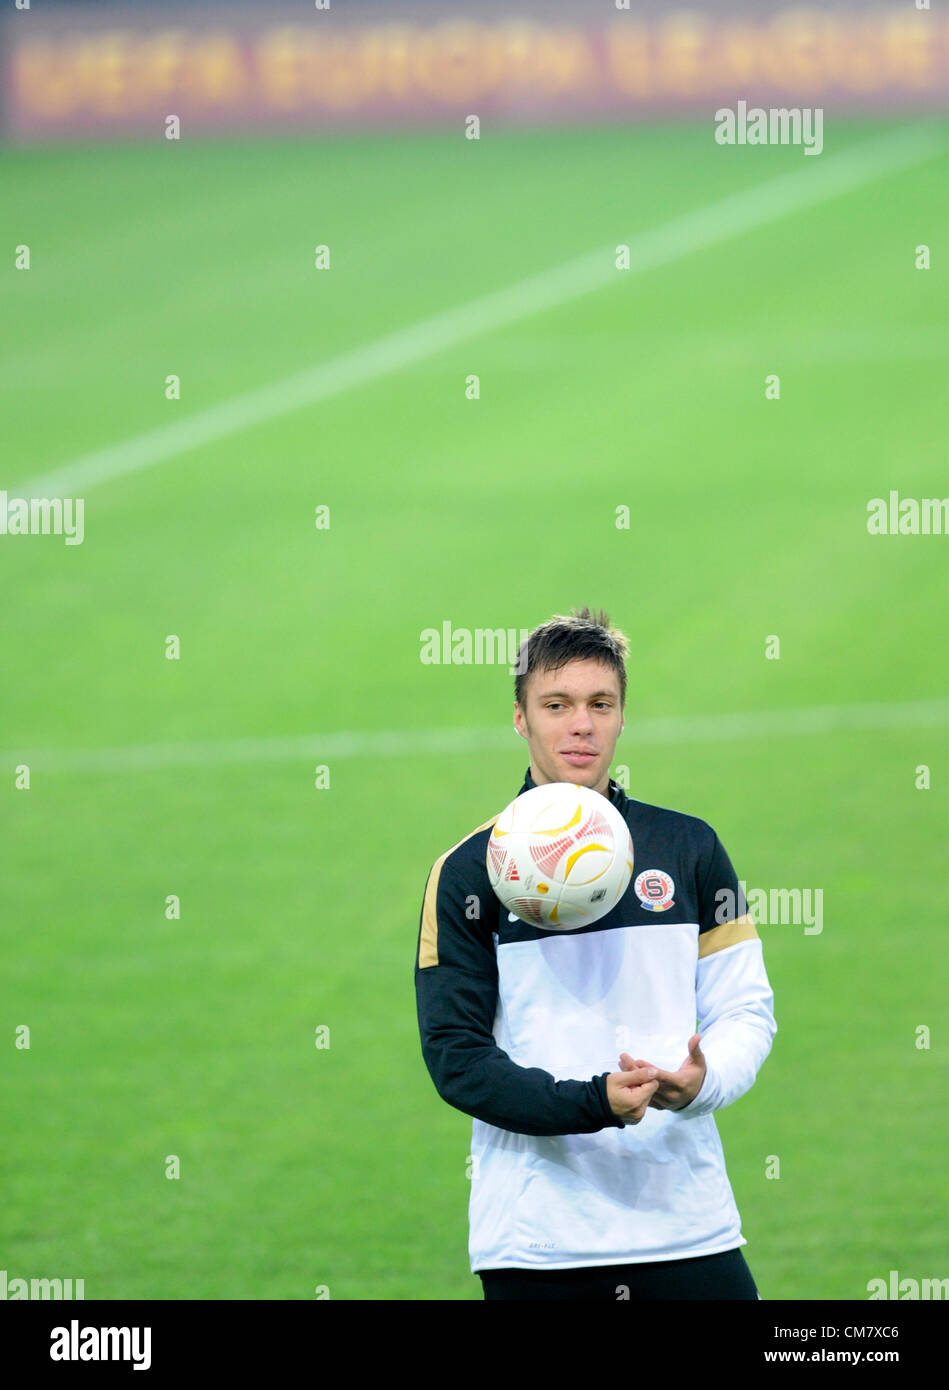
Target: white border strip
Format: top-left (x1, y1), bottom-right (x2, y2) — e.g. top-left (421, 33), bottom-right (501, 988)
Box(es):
top-left (7, 698), bottom-right (948, 774)
top-left (17, 122), bottom-right (946, 499)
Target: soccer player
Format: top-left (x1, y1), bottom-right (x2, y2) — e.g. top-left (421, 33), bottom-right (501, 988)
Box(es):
top-left (414, 607), bottom-right (776, 1300)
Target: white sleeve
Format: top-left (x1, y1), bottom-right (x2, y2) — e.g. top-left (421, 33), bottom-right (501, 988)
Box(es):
top-left (678, 935), bottom-right (776, 1117)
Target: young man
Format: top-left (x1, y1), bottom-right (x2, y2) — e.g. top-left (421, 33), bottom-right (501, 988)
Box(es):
top-left (414, 607), bottom-right (776, 1300)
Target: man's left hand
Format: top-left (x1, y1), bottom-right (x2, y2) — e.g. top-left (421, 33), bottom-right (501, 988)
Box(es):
top-left (618, 1034), bottom-right (707, 1111)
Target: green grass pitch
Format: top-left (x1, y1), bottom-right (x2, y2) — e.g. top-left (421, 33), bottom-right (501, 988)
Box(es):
top-left (1, 118), bottom-right (947, 1299)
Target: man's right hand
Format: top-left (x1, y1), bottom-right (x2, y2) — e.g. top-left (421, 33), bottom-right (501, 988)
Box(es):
top-left (606, 1065), bottom-right (659, 1125)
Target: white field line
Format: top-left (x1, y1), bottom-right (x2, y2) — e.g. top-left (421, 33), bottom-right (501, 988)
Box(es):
top-left (7, 698), bottom-right (949, 774)
top-left (17, 121), bottom-right (946, 500)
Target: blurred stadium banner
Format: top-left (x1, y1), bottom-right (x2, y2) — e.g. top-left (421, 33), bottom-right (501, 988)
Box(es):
top-left (2, 0), bottom-right (948, 143)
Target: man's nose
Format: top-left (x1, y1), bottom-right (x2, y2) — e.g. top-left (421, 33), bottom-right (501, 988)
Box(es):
top-left (569, 708), bottom-right (594, 734)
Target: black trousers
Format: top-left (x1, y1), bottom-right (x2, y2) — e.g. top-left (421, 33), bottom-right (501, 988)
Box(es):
top-left (479, 1246), bottom-right (759, 1300)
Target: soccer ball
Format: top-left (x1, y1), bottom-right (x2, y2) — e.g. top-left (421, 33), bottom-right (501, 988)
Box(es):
top-left (486, 782), bottom-right (634, 931)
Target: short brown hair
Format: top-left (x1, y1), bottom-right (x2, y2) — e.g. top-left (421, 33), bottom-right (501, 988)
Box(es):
top-left (514, 607), bottom-right (628, 708)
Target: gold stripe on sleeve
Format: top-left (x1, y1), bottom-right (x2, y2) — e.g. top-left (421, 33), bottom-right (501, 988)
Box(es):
top-left (698, 912), bottom-right (758, 959)
top-left (418, 815), bottom-right (501, 969)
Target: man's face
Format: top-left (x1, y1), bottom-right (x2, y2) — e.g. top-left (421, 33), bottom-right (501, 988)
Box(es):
top-left (513, 658), bottom-right (625, 797)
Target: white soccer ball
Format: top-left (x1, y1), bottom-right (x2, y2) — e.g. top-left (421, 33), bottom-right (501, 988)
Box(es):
top-left (486, 782), bottom-right (634, 931)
